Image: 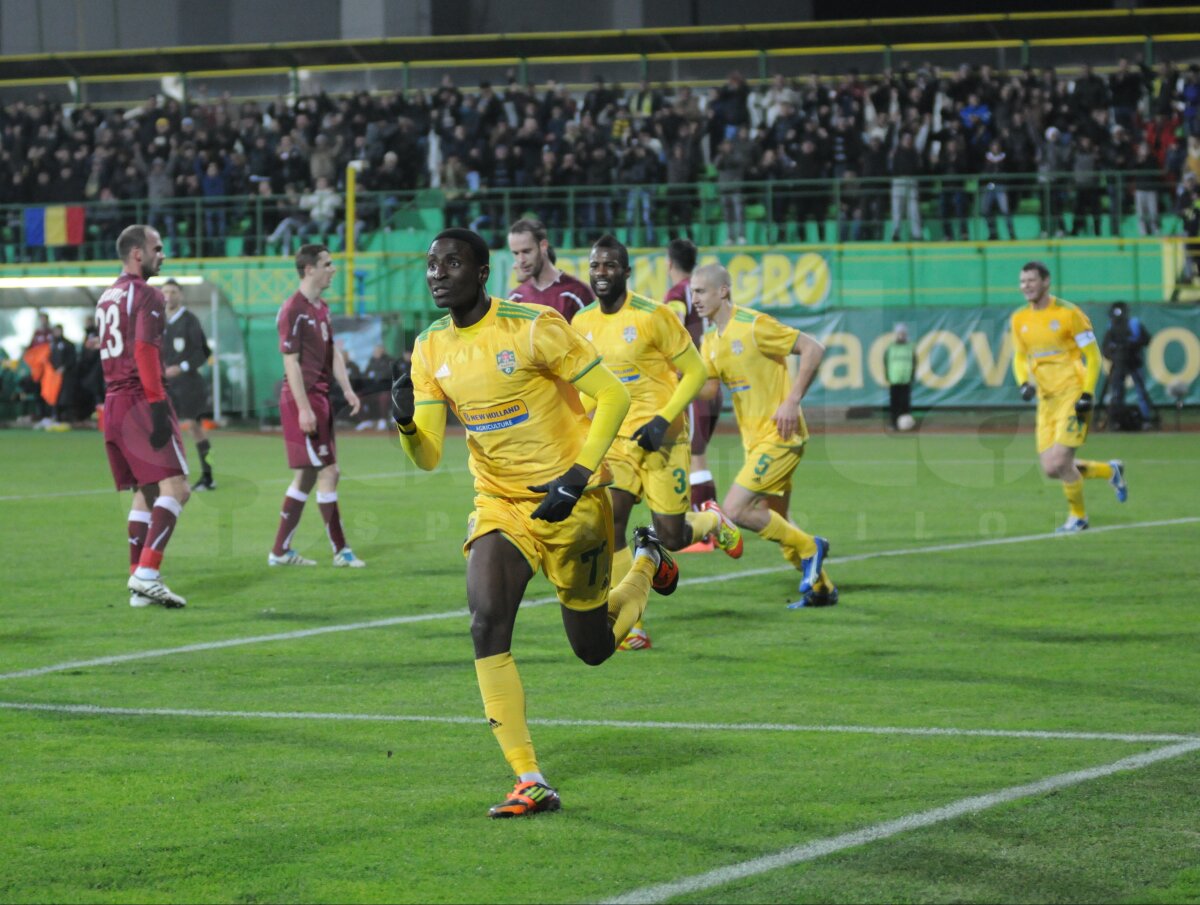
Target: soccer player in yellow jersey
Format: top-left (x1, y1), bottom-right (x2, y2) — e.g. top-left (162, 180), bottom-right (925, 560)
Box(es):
top-left (391, 229), bottom-right (679, 819)
top-left (1011, 260), bottom-right (1128, 532)
top-left (691, 263), bottom-right (837, 607)
top-left (575, 235), bottom-right (743, 650)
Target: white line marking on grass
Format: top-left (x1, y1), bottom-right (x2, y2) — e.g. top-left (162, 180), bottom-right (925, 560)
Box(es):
top-left (0, 701), bottom-right (1194, 745)
top-left (3, 516), bottom-right (1196, 682)
top-left (601, 740), bottom-right (1200, 905)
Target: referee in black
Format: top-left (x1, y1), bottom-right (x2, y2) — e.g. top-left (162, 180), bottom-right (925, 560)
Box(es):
top-left (162, 278), bottom-right (216, 490)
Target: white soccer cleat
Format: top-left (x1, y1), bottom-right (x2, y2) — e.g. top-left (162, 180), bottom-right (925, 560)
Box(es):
top-left (268, 550), bottom-right (317, 566)
top-left (1055, 516), bottom-right (1089, 534)
top-left (1109, 459), bottom-right (1128, 503)
top-left (127, 574), bottom-right (187, 608)
top-left (333, 548), bottom-right (366, 568)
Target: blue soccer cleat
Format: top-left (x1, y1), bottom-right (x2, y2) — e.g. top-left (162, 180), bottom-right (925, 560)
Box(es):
top-left (1055, 517), bottom-right (1089, 534)
top-left (1109, 459), bottom-right (1127, 503)
top-left (787, 585), bottom-right (839, 610)
top-left (798, 536), bottom-right (829, 595)
top-left (333, 548), bottom-right (367, 568)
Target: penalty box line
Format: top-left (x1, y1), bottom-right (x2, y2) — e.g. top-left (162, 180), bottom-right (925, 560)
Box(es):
top-left (0, 701), bottom-right (1196, 745)
top-left (601, 739), bottom-right (1200, 905)
top-left (1, 515), bottom-right (1196, 683)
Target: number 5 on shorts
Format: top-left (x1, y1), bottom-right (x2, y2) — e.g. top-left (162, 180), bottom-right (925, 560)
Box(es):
top-left (754, 453), bottom-right (773, 480)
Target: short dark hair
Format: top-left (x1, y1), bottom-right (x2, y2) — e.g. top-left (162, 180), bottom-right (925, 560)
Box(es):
top-left (433, 228), bottom-right (490, 267)
top-left (162, 278), bottom-right (180, 288)
top-left (116, 224), bottom-right (153, 262)
top-left (508, 218), bottom-right (547, 245)
top-left (295, 244), bottom-right (330, 277)
top-left (667, 238), bottom-right (697, 274)
top-left (1021, 260), bottom-right (1050, 280)
top-left (592, 233), bottom-right (629, 269)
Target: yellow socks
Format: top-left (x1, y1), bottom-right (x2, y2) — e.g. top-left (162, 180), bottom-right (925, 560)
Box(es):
top-left (474, 652), bottom-right (538, 777)
top-left (1063, 479), bottom-right (1086, 520)
top-left (685, 509), bottom-right (719, 545)
top-left (608, 555), bottom-right (654, 643)
top-left (1076, 460), bottom-right (1113, 480)
top-left (611, 544), bottom-right (633, 586)
top-left (758, 509), bottom-right (817, 558)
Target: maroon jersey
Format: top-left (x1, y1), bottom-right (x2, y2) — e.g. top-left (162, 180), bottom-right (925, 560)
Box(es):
top-left (277, 290), bottom-right (333, 396)
top-left (95, 273), bottom-right (165, 396)
top-left (664, 277), bottom-right (704, 347)
top-left (508, 270), bottom-right (594, 323)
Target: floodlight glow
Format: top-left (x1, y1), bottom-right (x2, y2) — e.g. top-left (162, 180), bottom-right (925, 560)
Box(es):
top-left (0, 276), bottom-right (205, 289)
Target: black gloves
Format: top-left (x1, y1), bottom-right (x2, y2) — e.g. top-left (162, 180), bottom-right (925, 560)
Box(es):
top-left (528, 463), bottom-right (591, 522)
top-left (391, 363), bottom-right (414, 429)
top-left (631, 415), bottom-right (670, 452)
top-left (148, 401), bottom-right (172, 450)
top-left (1075, 392), bottom-right (1094, 415)
top-left (1019, 382), bottom-right (1036, 402)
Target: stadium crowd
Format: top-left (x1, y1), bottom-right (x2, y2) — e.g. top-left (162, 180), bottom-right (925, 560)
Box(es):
top-left (2, 57), bottom-right (1200, 254)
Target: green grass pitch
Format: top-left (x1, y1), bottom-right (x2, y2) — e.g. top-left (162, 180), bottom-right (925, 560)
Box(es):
top-left (1, 421), bottom-right (1198, 904)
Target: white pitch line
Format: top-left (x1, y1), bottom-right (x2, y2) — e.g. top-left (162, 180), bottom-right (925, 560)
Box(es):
top-left (2, 515), bottom-right (1196, 682)
top-left (7, 458), bottom-right (1197, 502)
top-left (0, 701), bottom-right (1194, 745)
top-left (602, 740), bottom-right (1200, 905)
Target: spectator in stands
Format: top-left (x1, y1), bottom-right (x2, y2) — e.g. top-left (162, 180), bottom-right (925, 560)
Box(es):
top-left (980, 139), bottom-right (1016, 240)
top-left (1071, 133), bottom-right (1103, 236)
top-left (714, 133), bottom-right (751, 244)
top-left (889, 129), bottom-right (923, 241)
top-left (1131, 141), bottom-right (1162, 236)
top-left (1038, 126), bottom-right (1070, 237)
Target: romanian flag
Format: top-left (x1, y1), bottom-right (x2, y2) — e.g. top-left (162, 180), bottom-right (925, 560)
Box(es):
top-left (24, 206), bottom-right (85, 247)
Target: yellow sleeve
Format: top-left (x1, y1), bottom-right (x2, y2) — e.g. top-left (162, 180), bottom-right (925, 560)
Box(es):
top-left (398, 338), bottom-right (449, 470)
top-left (572, 362), bottom-right (630, 473)
top-left (1071, 307), bottom-right (1101, 394)
top-left (752, 313), bottom-right (802, 358)
top-left (1011, 317), bottom-right (1030, 385)
top-left (398, 401), bottom-right (447, 471)
top-left (1080, 340), bottom-right (1101, 395)
top-left (666, 299), bottom-right (686, 321)
top-left (659, 344), bottom-right (707, 422)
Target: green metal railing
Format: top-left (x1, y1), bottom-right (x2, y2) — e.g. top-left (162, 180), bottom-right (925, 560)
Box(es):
top-left (0, 170), bottom-right (1191, 265)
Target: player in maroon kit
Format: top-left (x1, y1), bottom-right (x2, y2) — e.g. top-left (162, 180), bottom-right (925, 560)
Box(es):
top-left (97, 225), bottom-right (190, 608)
top-left (506, 218), bottom-right (594, 322)
top-left (268, 244), bottom-right (366, 568)
top-left (663, 239), bottom-right (721, 550)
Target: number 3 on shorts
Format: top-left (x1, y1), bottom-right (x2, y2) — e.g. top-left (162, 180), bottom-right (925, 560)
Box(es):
top-left (672, 468), bottom-right (687, 495)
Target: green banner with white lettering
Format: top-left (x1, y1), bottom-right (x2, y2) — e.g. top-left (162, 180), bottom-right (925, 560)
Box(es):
top-left (777, 303), bottom-right (1200, 408)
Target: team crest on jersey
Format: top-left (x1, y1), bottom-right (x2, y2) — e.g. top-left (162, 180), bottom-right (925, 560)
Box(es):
top-left (623, 326), bottom-right (637, 343)
top-left (173, 337), bottom-right (185, 353)
top-left (320, 321), bottom-right (330, 342)
top-left (731, 339), bottom-right (744, 355)
top-left (496, 349), bottom-right (516, 375)
top-left (1049, 320), bottom-right (1060, 331)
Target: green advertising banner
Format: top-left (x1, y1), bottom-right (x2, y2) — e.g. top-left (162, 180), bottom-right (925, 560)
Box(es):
top-left (775, 303), bottom-right (1200, 408)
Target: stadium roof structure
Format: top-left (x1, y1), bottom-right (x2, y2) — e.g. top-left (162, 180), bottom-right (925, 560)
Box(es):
top-left (1, 7), bottom-right (1198, 82)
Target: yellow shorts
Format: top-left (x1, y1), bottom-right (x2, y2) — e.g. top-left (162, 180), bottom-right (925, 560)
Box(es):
top-left (605, 435), bottom-right (691, 516)
top-left (464, 488), bottom-right (614, 612)
top-left (1036, 392), bottom-right (1090, 454)
top-left (733, 441), bottom-right (805, 498)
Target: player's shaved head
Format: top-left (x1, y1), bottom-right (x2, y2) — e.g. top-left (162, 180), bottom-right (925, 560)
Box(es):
top-left (692, 263), bottom-right (731, 291)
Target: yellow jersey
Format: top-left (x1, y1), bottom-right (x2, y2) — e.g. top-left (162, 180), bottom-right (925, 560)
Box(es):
top-left (572, 291), bottom-right (694, 440)
top-left (1010, 296), bottom-right (1096, 398)
top-left (410, 297), bottom-right (603, 499)
top-left (701, 305), bottom-right (807, 450)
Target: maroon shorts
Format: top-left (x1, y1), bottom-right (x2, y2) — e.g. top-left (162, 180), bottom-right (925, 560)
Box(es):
top-left (280, 389), bottom-right (336, 469)
top-left (104, 393), bottom-right (188, 490)
top-left (689, 388), bottom-right (722, 456)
